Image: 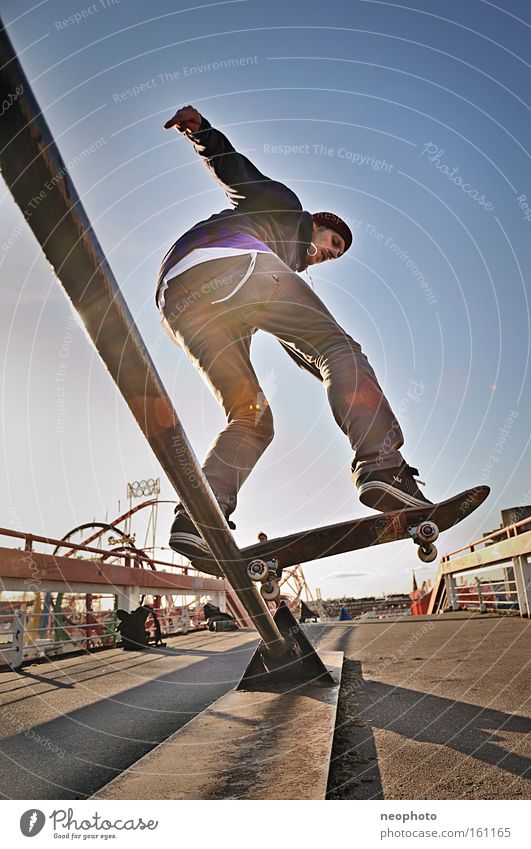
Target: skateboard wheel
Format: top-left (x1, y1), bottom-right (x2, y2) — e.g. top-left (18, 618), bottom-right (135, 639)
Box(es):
top-left (247, 559), bottom-right (269, 582)
top-left (417, 521), bottom-right (439, 544)
top-left (260, 581), bottom-right (280, 601)
top-left (418, 543), bottom-right (438, 563)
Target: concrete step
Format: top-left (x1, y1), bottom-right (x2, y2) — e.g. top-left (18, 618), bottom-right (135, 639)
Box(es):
top-left (93, 650), bottom-right (343, 800)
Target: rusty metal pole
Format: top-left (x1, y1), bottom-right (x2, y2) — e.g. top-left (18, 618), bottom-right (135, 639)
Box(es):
top-left (0, 21), bottom-right (288, 657)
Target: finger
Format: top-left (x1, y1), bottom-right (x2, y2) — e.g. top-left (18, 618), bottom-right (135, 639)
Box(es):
top-left (164, 114), bottom-right (182, 129)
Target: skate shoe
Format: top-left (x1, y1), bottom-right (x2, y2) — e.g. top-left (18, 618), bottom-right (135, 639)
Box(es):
top-left (353, 462), bottom-right (433, 513)
top-left (169, 508), bottom-right (236, 560)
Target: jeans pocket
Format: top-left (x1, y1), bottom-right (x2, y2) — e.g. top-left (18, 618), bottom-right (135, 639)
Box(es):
top-left (240, 273), bottom-right (282, 323)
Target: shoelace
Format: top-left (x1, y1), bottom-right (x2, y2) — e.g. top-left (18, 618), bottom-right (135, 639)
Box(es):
top-left (406, 465), bottom-right (426, 487)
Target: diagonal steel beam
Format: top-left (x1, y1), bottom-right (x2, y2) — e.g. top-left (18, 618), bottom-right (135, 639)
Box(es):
top-left (0, 20), bottom-right (288, 656)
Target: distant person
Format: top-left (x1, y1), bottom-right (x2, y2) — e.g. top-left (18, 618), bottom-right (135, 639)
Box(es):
top-left (159, 106), bottom-right (432, 559)
top-left (256, 531), bottom-right (279, 578)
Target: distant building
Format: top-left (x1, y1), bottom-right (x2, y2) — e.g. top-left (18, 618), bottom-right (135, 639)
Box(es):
top-left (322, 593), bottom-right (411, 619)
top-left (483, 505), bottom-right (531, 545)
top-left (501, 505), bottom-right (531, 529)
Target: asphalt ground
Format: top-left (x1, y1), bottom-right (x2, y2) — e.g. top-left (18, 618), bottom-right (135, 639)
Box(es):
top-left (0, 613), bottom-right (529, 799)
top-left (315, 613), bottom-right (530, 800)
top-left (0, 629), bottom-right (259, 799)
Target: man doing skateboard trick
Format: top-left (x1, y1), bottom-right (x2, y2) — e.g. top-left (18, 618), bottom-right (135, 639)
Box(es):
top-left (158, 106), bottom-right (432, 560)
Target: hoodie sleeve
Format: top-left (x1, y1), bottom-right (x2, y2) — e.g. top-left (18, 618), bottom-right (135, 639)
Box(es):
top-left (186, 116), bottom-right (302, 212)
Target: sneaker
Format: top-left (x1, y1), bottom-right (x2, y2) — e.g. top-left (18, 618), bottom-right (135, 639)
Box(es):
top-left (169, 510), bottom-right (211, 560)
top-left (353, 462), bottom-right (433, 513)
top-left (169, 509), bottom-right (236, 560)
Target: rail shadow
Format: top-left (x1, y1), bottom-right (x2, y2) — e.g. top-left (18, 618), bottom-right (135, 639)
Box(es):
top-left (360, 679), bottom-right (530, 783)
top-left (0, 635), bottom-right (258, 800)
top-left (0, 634), bottom-right (256, 707)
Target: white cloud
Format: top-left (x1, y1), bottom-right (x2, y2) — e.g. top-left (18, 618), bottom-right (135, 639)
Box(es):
top-left (323, 570), bottom-right (368, 579)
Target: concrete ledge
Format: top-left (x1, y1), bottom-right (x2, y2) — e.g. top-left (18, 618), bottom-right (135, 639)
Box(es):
top-left (92, 650), bottom-right (343, 800)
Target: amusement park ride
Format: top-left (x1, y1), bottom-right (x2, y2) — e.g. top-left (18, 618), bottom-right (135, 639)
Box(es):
top-left (0, 24), bottom-right (488, 686)
top-left (52, 479), bottom-right (315, 625)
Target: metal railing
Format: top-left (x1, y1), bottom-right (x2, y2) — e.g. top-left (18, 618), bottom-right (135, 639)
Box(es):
top-left (442, 513), bottom-right (531, 561)
top-left (0, 610), bottom-right (117, 668)
top-left (431, 516), bottom-right (531, 616)
top-left (0, 525), bottom-right (194, 574)
top-left (0, 25), bottom-right (287, 658)
top-left (0, 604), bottom-right (195, 670)
top-left (452, 579), bottom-right (520, 613)
top-left (0, 613), bottom-right (23, 669)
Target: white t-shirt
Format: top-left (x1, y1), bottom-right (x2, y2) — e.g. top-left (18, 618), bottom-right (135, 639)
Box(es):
top-left (156, 246), bottom-right (272, 311)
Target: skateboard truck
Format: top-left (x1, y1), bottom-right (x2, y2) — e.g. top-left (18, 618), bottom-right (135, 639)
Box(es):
top-left (238, 601), bottom-right (335, 690)
top-left (247, 557), bottom-right (281, 601)
top-left (407, 520), bottom-right (439, 563)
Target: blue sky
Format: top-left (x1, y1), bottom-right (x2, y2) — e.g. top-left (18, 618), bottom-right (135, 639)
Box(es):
top-left (1, 0), bottom-right (530, 598)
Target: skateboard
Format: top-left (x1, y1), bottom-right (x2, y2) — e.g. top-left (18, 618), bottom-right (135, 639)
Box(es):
top-left (192, 486), bottom-right (490, 600)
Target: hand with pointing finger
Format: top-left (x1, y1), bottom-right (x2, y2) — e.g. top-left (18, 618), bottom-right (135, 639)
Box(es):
top-left (164, 104), bottom-right (202, 134)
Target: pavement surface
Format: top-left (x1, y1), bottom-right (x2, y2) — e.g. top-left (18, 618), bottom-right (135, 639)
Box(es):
top-left (0, 630), bottom-right (259, 799)
top-left (317, 613), bottom-right (530, 800)
top-left (0, 613), bottom-right (529, 799)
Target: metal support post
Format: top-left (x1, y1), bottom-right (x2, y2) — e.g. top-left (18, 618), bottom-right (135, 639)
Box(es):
top-left (11, 612), bottom-right (24, 670)
top-left (475, 578), bottom-right (486, 613)
top-left (180, 607), bottom-right (190, 634)
top-left (513, 556), bottom-right (531, 618)
top-left (444, 574), bottom-right (459, 611)
top-left (210, 591), bottom-right (226, 612)
top-left (116, 587), bottom-right (138, 613)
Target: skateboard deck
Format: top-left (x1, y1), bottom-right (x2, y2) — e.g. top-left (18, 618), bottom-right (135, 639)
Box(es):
top-left (191, 485), bottom-right (490, 578)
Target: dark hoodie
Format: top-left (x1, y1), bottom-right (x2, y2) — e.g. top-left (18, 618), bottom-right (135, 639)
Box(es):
top-left (158, 115), bottom-right (321, 380)
top-left (157, 115), bottom-right (314, 287)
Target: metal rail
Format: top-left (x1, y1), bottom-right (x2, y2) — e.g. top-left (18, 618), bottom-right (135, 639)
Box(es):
top-left (0, 605), bottom-right (195, 669)
top-left (428, 528), bottom-right (531, 616)
top-left (442, 513), bottom-right (531, 560)
top-left (452, 579), bottom-right (519, 613)
top-left (0, 524), bottom-right (190, 573)
top-left (0, 22), bottom-right (287, 656)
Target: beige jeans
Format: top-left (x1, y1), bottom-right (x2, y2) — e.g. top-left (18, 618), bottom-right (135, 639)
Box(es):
top-left (161, 252), bottom-right (404, 516)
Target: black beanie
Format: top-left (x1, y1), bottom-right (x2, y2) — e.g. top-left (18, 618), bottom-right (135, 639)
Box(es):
top-left (312, 211), bottom-right (353, 253)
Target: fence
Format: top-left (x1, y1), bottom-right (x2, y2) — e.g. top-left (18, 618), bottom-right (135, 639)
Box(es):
top-left (451, 577), bottom-right (520, 613)
top-left (429, 514), bottom-right (531, 616)
top-left (0, 605), bottom-right (194, 670)
top-left (0, 520), bottom-right (259, 631)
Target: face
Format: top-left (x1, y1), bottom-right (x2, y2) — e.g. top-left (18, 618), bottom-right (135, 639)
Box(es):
top-left (307, 224), bottom-right (346, 265)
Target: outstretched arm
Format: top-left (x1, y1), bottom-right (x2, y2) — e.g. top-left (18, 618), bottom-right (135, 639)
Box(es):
top-left (164, 105), bottom-right (302, 212)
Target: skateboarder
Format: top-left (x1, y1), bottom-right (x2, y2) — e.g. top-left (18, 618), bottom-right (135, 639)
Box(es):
top-left (159, 105), bottom-right (431, 559)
